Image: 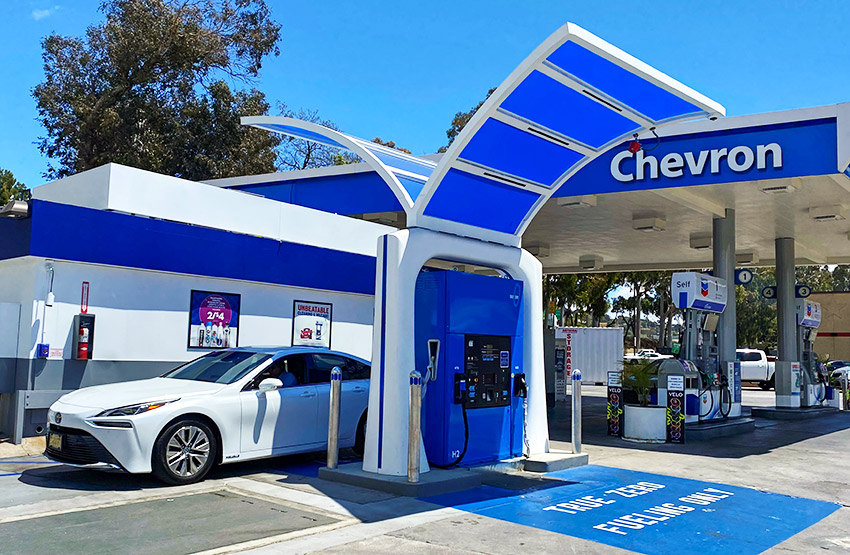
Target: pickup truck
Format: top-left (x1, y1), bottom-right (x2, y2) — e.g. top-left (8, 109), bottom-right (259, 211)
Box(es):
top-left (736, 349), bottom-right (775, 390)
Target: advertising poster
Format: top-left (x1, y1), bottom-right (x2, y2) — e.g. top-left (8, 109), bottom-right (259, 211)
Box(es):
top-left (554, 348), bottom-right (566, 402)
top-left (666, 375), bottom-right (685, 444)
top-left (188, 291), bottom-right (240, 349)
top-left (292, 300), bottom-right (333, 348)
top-left (606, 371), bottom-right (623, 437)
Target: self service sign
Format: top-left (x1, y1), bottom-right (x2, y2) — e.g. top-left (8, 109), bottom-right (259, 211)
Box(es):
top-left (421, 465), bottom-right (839, 555)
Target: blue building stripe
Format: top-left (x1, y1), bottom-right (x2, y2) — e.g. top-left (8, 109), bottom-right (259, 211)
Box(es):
top-left (377, 235), bottom-right (388, 469)
top-left (14, 200), bottom-right (376, 296)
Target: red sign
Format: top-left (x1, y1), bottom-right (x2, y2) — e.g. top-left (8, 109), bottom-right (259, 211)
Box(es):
top-left (80, 282), bottom-right (90, 313)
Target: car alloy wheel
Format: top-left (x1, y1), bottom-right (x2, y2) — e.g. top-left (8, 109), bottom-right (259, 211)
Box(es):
top-left (166, 425), bottom-right (210, 478)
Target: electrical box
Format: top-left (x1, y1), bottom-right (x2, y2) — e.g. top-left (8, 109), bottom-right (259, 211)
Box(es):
top-left (72, 313), bottom-right (95, 360)
top-left (415, 270), bottom-right (524, 467)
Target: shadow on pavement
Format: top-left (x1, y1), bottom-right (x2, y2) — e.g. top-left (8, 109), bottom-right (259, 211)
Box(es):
top-left (550, 395), bottom-right (850, 458)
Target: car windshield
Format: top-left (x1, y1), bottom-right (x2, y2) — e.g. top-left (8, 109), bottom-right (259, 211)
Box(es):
top-left (162, 351), bottom-right (272, 384)
top-left (736, 351), bottom-right (762, 362)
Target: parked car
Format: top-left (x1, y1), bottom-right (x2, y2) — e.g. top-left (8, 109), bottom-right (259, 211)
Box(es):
top-left (45, 347), bottom-right (371, 485)
top-left (826, 360), bottom-right (850, 388)
top-left (736, 349), bottom-right (775, 390)
top-left (624, 349), bottom-right (673, 362)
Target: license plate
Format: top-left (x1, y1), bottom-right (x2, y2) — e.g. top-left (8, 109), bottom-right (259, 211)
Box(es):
top-left (48, 433), bottom-right (62, 450)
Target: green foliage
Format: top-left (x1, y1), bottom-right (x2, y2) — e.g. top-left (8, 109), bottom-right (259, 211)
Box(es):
top-left (437, 87), bottom-right (497, 153)
top-left (621, 361), bottom-right (657, 407)
top-left (33, 0), bottom-right (282, 181)
top-left (543, 273), bottom-right (618, 326)
top-left (0, 169), bottom-right (30, 206)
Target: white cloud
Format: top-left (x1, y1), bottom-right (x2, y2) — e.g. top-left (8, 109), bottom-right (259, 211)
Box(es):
top-left (32, 5), bottom-right (60, 20)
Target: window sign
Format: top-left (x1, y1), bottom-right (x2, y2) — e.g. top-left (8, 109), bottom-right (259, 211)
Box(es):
top-left (188, 291), bottom-right (240, 349)
top-left (293, 300), bottom-right (333, 348)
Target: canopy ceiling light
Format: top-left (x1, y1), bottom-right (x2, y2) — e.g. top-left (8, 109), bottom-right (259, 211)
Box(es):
top-left (810, 205), bottom-right (847, 222)
top-left (0, 200), bottom-right (29, 219)
top-left (736, 250), bottom-right (760, 265)
top-left (556, 195), bottom-right (597, 208)
top-left (632, 216), bottom-right (666, 232)
top-left (525, 243), bottom-right (550, 258)
top-left (761, 177), bottom-right (801, 195)
top-left (579, 254), bottom-right (604, 270)
top-left (689, 232), bottom-right (712, 250)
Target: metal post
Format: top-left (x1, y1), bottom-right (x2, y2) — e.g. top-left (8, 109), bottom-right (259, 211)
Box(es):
top-left (326, 366), bottom-right (342, 469)
top-left (843, 375), bottom-right (849, 411)
top-left (571, 369), bottom-right (582, 454)
top-left (408, 370), bottom-right (422, 483)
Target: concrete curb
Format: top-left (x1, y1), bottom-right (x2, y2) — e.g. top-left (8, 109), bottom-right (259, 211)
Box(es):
top-left (0, 437), bottom-right (46, 459)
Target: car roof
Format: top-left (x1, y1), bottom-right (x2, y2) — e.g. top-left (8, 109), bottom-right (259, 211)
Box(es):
top-left (227, 346), bottom-right (370, 365)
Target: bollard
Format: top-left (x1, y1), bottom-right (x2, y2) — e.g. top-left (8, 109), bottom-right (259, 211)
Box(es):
top-left (571, 369), bottom-right (582, 454)
top-left (408, 370), bottom-right (422, 483)
top-left (844, 374), bottom-right (849, 411)
top-left (326, 366), bottom-right (342, 469)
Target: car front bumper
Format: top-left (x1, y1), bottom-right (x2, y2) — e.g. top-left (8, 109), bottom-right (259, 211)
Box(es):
top-left (46, 400), bottom-right (156, 473)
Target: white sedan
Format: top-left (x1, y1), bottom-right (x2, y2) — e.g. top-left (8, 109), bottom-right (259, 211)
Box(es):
top-left (624, 349), bottom-right (673, 362)
top-left (45, 347), bottom-right (371, 484)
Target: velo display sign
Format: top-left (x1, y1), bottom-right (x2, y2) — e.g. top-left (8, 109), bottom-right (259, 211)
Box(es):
top-left (607, 371), bottom-right (623, 437)
top-left (666, 375), bottom-right (685, 444)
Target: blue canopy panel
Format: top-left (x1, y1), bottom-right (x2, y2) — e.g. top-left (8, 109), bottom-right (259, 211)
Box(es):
top-left (410, 22), bottom-right (725, 246)
top-left (241, 117), bottom-right (436, 210)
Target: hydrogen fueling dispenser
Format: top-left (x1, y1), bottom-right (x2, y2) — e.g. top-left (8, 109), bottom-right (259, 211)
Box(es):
top-left (797, 299), bottom-right (826, 407)
top-left (670, 272), bottom-right (740, 421)
top-left (415, 269), bottom-right (526, 467)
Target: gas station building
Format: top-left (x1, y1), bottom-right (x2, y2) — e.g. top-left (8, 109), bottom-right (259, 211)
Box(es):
top-left (1, 23), bottom-right (848, 477)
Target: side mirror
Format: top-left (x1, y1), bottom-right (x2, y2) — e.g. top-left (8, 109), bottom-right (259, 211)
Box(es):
top-left (258, 378), bottom-right (283, 393)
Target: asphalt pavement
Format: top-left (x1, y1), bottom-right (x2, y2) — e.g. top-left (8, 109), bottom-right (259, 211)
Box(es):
top-left (1, 387), bottom-right (848, 555)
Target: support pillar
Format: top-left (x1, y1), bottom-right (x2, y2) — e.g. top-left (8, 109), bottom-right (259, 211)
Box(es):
top-left (775, 237), bottom-right (800, 407)
top-left (713, 209), bottom-right (740, 417)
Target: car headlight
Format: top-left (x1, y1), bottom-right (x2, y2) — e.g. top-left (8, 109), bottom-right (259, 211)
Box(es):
top-left (96, 399), bottom-right (179, 417)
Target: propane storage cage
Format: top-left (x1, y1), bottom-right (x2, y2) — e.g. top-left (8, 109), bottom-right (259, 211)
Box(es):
top-left (553, 327), bottom-right (624, 388)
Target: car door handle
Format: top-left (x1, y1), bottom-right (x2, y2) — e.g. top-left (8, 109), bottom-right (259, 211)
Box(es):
top-left (301, 391), bottom-right (316, 398)
top-left (352, 387), bottom-right (367, 393)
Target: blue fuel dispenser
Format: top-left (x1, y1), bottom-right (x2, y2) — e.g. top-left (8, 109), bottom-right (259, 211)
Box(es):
top-left (415, 269), bottom-right (526, 467)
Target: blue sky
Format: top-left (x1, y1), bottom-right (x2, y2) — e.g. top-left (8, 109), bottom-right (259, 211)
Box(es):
top-left (2, 1), bottom-right (850, 187)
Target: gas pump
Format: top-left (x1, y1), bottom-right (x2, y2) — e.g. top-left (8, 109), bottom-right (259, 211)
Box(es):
top-left (415, 269), bottom-right (526, 467)
top-left (797, 299), bottom-right (826, 407)
top-left (670, 272), bottom-right (739, 421)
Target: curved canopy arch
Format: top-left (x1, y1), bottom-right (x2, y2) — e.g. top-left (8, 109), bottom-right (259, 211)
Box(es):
top-left (242, 116), bottom-right (437, 211)
top-left (245, 23), bottom-right (724, 247)
top-left (410, 23), bottom-right (724, 246)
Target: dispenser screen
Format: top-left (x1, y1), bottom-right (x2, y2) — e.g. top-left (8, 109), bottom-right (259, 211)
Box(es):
top-left (464, 334), bottom-right (512, 408)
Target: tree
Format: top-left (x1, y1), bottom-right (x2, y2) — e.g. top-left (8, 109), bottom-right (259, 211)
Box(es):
top-left (34, 0), bottom-right (281, 180)
top-left (276, 106), bottom-right (352, 171)
top-left (0, 169), bottom-right (30, 205)
top-left (438, 87), bottom-right (496, 153)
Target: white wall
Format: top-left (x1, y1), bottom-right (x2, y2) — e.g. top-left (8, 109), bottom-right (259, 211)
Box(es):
top-left (32, 163), bottom-right (394, 257)
top-left (0, 258), bottom-right (38, 358)
top-left (20, 258), bottom-right (375, 362)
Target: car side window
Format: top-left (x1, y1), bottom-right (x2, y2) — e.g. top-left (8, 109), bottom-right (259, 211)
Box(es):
top-left (247, 355), bottom-right (308, 389)
top-left (309, 353), bottom-right (348, 384)
top-left (344, 358), bottom-right (371, 380)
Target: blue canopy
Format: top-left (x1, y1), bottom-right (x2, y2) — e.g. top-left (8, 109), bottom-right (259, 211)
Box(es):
top-left (245, 23), bottom-right (724, 246)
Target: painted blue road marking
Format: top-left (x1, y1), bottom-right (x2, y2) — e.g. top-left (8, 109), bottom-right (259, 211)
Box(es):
top-left (421, 465), bottom-right (839, 555)
top-left (0, 472), bottom-right (22, 477)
